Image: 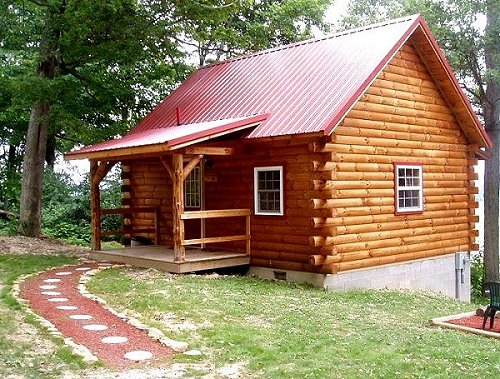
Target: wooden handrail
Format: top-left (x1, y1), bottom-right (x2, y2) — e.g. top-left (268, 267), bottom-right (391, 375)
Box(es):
top-left (180, 208), bottom-right (251, 255)
top-left (180, 209), bottom-right (251, 220)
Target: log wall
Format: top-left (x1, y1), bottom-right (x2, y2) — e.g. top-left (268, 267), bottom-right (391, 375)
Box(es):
top-left (121, 159), bottom-right (173, 245)
top-left (311, 42), bottom-right (478, 273)
top-left (203, 135), bottom-right (327, 273)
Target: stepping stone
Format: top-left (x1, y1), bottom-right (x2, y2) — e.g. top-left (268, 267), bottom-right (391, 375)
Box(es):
top-left (39, 285), bottom-right (57, 290)
top-left (124, 350), bottom-right (153, 361)
top-left (43, 278), bottom-right (61, 283)
top-left (70, 314), bottom-right (93, 320)
top-left (75, 267), bottom-right (91, 271)
top-left (41, 291), bottom-right (61, 296)
top-left (83, 324), bottom-right (108, 331)
top-left (98, 263), bottom-right (112, 267)
top-left (101, 336), bottom-right (128, 344)
top-left (55, 272), bottom-right (72, 276)
top-left (56, 305), bottom-right (78, 310)
top-left (48, 298), bottom-right (68, 302)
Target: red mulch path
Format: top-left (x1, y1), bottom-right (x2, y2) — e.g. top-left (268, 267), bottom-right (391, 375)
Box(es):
top-left (446, 314), bottom-right (500, 333)
top-left (20, 263), bottom-right (173, 368)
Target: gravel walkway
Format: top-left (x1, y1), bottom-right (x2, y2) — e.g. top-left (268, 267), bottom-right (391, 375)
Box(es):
top-left (19, 262), bottom-right (174, 368)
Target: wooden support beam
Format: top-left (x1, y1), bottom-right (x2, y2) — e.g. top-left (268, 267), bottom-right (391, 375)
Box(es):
top-left (90, 160), bottom-right (102, 251)
top-left (183, 155), bottom-right (203, 180)
top-left (159, 156), bottom-right (173, 179)
top-left (184, 146), bottom-right (234, 155)
top-left (91, 161), bottom-right (117, 186)
top-left (172, 154), bottom-right (185, 262)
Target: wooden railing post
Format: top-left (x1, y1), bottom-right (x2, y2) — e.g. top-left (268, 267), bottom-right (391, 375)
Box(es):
top-left (154, 208), bottom-right (160, 245)
top-left (246, 213), bottom-right (251, 255)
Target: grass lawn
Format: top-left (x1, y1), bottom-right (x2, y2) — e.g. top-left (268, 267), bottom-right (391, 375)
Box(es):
top-left (87, 267), bottom-right (500, 378)
top-left (1, 254), bottom-right (499, 378)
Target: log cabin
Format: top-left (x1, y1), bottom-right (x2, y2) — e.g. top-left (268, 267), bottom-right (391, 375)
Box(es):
top-left (66, 15), bottom-right (491, 300)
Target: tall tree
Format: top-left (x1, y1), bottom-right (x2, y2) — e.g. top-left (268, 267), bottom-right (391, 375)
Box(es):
top-left (2, 0), bottom-right (332, 237)
top-left (342, 0), bottom-right (500, 280)
top-left (483, 0), bottom-right (499, 282)
top-left (2, 0), bottom-right (186, 236)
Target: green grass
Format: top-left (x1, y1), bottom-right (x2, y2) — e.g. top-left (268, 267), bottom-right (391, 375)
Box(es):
top-left (87, 268), bottom-right (500, 378)
top-left (0, 254), bottom-right (86, 378)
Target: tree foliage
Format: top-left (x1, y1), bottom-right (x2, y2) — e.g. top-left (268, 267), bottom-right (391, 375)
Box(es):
top-left (0, 0), bottom-right (332, 238)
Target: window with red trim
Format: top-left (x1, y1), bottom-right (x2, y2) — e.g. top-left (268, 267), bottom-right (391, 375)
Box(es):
top-left (395, 164), bottom-right (423, 214)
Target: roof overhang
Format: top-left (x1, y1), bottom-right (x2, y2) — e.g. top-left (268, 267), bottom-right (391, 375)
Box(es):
top-left (65, 113), bottom-right (269, 161)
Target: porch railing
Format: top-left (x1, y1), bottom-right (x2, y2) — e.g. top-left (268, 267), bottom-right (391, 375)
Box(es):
top-left (180, 208), bottom-right (251, 254)
top-left (98, 207), bottom-right (160, 245)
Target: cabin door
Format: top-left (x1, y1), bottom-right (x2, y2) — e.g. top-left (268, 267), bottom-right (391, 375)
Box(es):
top-left (184, 160), bottom-right (204, 244)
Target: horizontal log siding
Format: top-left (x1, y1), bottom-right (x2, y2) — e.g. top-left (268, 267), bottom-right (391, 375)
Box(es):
top-left (313, 42), bottom-right (478, 273)
top-left (122, 160), bottom-right (172, 245)
top-left (204, 136), bottom-right (325, 271)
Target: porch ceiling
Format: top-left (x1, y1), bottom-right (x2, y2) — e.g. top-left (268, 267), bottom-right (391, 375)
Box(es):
top-left (65, 113), bottom-right (269, 161)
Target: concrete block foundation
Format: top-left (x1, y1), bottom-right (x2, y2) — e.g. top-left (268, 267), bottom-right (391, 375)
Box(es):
top-left (248, 252), bottom-right (471, 301)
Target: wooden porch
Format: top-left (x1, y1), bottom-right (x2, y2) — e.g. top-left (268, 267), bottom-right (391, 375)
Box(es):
top-left (89, 148), bottom-right (252, 273)
top-left (90, 246), bottom-right (250, 274)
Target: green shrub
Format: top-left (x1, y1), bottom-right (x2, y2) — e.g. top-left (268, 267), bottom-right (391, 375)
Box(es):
top-left (470, 250), bottom-right (485, 302)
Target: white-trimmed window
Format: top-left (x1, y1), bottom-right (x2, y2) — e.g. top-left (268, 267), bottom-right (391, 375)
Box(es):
top-left (185, 165), bottom-right (201, 208)
top-left (395, 163), bottom-right (423, 214)
top-left (254, 166), bottom-right (284, 216)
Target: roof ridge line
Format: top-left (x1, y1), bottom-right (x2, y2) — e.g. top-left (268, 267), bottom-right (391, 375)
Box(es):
top-left (200, 14), bottom-right (421, 70)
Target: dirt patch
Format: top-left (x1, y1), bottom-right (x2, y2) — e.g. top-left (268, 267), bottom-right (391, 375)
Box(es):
top-left (0, 235), bottom-right (90, 258)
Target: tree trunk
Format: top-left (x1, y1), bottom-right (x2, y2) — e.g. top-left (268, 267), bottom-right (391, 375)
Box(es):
top-left (17, 103), bottom-right (51, 237)
top-left (483, 0), bottom-right (500, 282)
top-left (17, 0), bottom-right (62, 237)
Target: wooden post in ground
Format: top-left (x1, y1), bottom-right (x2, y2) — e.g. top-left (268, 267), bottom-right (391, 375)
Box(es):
top-left (172, 154), bottom-right (185, 262)
top-left (90, 160), bottom-right (102, 251)
top-left (90, 160), bottom-right (117, 251)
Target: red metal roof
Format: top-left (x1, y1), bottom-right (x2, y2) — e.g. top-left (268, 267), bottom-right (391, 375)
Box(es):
top-left (133, 15), bottom-right (421, 139)
top-left (66, 114), bottom-right (268, 159)
top-left (66, 14), bottom-right (490, 159)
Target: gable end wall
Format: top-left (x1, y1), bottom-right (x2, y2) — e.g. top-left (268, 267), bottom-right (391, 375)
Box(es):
top-left (312, 42), bottom-right (478, 273)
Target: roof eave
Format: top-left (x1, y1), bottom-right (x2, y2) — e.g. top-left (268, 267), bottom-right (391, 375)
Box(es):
top-left (64, 113), bottom-right (270, 161)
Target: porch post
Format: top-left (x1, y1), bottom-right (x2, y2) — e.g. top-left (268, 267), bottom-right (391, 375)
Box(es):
top-left (90, 160), bottom-right (101, 251)
top-left (172, 153), bottom-right (185, 262)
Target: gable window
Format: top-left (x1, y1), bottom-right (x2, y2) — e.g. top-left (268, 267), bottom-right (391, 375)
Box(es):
top-left (185, 165), bottom-right (201, 208)
top-left (254, 166), bottom-right (284, 216)
top-left (395, 163), bottom-right (423, 214)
